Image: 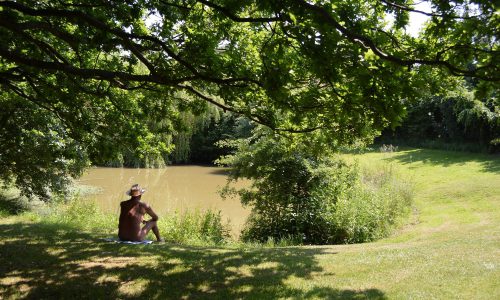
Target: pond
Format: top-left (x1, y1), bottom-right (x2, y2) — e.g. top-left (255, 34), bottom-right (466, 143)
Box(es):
top-left (77, 166), bottom-right (250, 235)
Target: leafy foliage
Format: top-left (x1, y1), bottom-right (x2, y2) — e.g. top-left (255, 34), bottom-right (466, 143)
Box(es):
top-left (0, 0), bottom-right (497, 197)
top-left (0, 89), bottom-right (89, 199)
top-left (187, 112), bottom-right (253, 164)
top-left (0, 84), bottom-right (178, 198)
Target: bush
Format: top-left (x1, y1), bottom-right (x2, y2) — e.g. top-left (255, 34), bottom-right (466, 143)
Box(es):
top-left (219, 132), bottom-right (413, 245)
top-left (0, 188), bottom-right (33, 217)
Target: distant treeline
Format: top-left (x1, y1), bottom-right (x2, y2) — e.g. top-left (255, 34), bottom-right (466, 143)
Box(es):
top-left (378, 94), bottom-right (499, 153)
top-left (102, 108), bottom-right (253, 167)
top-left (102, 90), bottom-right (499, 169)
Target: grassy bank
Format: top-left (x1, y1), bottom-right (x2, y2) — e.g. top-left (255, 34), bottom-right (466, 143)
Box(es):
top-left (1, 148), bottom-right (499, 299)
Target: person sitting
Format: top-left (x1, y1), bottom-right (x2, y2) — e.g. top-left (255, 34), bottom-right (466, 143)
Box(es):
top-left (118, 184), bottom-right (163, 242)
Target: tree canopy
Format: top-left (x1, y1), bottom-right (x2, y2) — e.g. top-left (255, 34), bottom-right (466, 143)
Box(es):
top-left (0, 0), bottom-right (498, 197)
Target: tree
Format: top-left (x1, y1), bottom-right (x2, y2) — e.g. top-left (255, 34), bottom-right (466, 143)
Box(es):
top-left (0, 79), bottom-right (179, 198)
top-left (0, 0), bottom-right (498, 197)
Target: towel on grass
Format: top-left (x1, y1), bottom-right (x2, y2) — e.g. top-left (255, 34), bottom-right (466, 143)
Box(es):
top-left (102, 238), bottom-right (153, 245)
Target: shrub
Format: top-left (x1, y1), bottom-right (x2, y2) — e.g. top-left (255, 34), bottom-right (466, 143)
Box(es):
top-left (0, 191), bottom-right (30, 217)
top-left (219, 133), bottom-right (413, 245)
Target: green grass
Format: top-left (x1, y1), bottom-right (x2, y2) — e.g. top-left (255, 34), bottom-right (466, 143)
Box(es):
top-left (1, 148), bottom-right (499, 299)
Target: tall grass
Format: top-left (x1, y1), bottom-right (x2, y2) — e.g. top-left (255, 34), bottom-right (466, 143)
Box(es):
top-left (160, 209), bottom-right (231, 245)
top-left (32, 197), bottom-right (231, 246)
top-left (36, 198), bottom-right (117, 234)
top-left (330, 162), bottom-right (414, 243)
top-left (0, 183), bottom-right (231, 246)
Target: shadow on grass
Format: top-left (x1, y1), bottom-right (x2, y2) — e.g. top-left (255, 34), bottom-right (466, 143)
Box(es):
top-left (383, 149), bottom-right (500, 173)
top-left (0, 222), bottom-right (386, 299)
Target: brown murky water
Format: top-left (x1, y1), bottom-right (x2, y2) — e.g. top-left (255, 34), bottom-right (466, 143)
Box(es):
top-left (77, 166), bottom-right (250, 234)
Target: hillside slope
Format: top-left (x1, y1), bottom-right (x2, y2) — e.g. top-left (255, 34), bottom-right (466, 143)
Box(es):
top-left (1, 148), bottom-right (499, 299)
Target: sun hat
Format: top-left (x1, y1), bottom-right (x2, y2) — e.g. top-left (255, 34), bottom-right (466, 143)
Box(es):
top-left (126, 184), bottom-right (146, 196)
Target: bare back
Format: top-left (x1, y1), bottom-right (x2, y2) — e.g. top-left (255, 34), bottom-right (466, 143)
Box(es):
top-left (118, 199), bottom-right (155, 241)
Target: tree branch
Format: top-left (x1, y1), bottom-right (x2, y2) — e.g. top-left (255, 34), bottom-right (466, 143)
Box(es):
top-left (292, 0), bottom-right (499, 81)
top-left (0, 46), bottom-right (193, 85)
top-left (378, 0), bottom-right (484, 20)
top-left (196, 0), bottom-right (283, 23)
top-left (0, 78), bottom-right (73, 131)
top-left (178, 84), bottom-right (325, 133)
top-left (0, 1), bottom-right (263, 87)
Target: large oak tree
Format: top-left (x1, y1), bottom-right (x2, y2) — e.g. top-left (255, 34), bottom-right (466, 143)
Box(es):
top-left (0, 0), bottom-right (498, 197)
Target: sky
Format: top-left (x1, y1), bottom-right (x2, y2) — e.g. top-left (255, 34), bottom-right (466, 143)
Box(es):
top-left (406, 1), bottom-right (432, 37)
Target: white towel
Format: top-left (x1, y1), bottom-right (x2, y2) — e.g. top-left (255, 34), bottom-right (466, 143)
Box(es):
top-left (101, 237), bottom-right (153, 245)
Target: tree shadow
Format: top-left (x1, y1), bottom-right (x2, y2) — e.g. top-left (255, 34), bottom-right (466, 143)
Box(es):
top-left (206, 167), bottom-right (231, 176)
top-left (383, 149), bottom-right (500, 173)
top-left (174, 164), bottom-right (230, 176)
top-left (0, 222), bottom-right (387, 299)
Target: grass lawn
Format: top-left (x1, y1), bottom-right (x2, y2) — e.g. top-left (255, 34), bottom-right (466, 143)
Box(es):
top-left (1, 148), bottom-right (499, 299)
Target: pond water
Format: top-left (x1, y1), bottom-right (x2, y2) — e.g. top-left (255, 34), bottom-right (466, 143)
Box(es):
top-left (77, 166), bottom-right (250, 234)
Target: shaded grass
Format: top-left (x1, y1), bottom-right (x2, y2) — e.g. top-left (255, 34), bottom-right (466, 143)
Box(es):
top-left (0, 220), bottom-right (385, 299)
top-left (1, 148), bottom-right (499, 299)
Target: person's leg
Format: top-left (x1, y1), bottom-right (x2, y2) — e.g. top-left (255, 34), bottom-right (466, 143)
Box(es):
top-left (139, 220), bottom-right (162, 241)
top-left (151, 224), bottom-right (162, 241)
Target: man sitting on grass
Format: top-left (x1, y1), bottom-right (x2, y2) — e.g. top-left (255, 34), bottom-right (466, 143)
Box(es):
top-left (118, 184), bottom-right (163, 242)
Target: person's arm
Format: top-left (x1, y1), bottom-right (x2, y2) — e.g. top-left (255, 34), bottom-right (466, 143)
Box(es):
top-left (143, 203), bottom-right (159, 222)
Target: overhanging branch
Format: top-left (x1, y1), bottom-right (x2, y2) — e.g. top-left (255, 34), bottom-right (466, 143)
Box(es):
top-left (0, 47), bottom-right (191, 85)
top-left (292, 0), bottom-right (499, 81)
top-left (178, 84), bottom-right (325, 133)
top-left (0, 1), bottom-right (263, 87)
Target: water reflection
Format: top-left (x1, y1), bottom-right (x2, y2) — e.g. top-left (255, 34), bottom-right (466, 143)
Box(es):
top-left (78, 166), bottom-right (250, 234)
